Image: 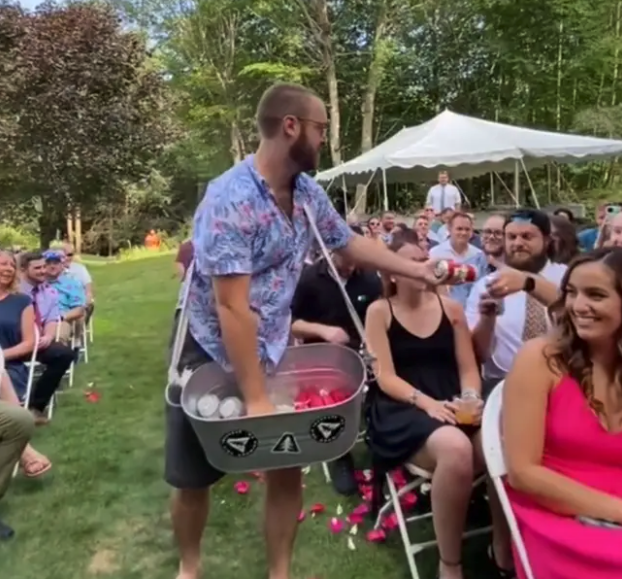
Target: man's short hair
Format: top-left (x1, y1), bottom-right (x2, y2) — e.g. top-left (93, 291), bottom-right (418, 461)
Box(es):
top-left (20, 250), bottom-right (44, 268)
top-left (449, 211), bottom-right (473, 226)
top-left (256, 83), bottom-right (319, 138)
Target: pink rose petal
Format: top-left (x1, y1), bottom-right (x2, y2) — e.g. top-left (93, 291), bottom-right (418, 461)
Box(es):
top-left (366, 528), bottom-right (387, 543)
top-left (359, 486), bottom-right (373, 503)
top-left (347, 513), bottom-right (364, 525)
top-left (233, 481), bottom-right (250, 495)
top-left (328, 517), bottom-right (345, 534)
top-left (381, 513), bottom-right (399, 530)
top-left (352, 503), bottom-right (371, 516)
top-left (298, 510), bottom-right (306, 522)
top-left (401, 492), bottom-right (418, 508)
top-left (391, 469), bottom-right (407, 488)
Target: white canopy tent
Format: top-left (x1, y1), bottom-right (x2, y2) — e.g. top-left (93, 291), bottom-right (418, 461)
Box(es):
top-left (314, 110), bottom-right (622, 209)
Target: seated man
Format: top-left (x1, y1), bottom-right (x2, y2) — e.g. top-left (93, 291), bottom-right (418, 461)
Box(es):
top-left (62, 243), bottom-right (94, 319)
top-left (0, 363), bottom-right (35, 540)
top-left (19, 251), bottom-right (75, 421)
top-left (43, 250), bottom-right (86, 344)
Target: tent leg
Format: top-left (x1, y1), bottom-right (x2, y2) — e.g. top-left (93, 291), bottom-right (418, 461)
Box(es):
top-left (513, 160), bottom-right (520, 207)
top-left (490, 173), bottom-right (495, 207)
top-left (382, 169), bottom-right (388, 211)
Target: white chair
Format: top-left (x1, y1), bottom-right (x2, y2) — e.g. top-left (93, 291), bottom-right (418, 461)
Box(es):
top-left (86, 312), bottom-right (94, 344)
top-left (22, 326), bottom-right (41, 413)
top-left (482, 381), bottom-right (535, 579)
top-left (374, 464), bottom-right (491, 579)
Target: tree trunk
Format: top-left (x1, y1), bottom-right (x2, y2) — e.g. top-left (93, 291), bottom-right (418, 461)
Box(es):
top-left (75, 207), bottom-right (83, 254)
top-left (230, 120), bottom-right (244, 163)
top-left (311, 0), bottom-right (342, 167)
top-left (66, 211), bottom-right (74, 244)
top-left (355, 0), bottom-right (390, 214)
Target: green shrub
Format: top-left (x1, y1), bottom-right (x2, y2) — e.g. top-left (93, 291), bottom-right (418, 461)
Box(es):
top-left (0, 225), bottom-right (39, 249)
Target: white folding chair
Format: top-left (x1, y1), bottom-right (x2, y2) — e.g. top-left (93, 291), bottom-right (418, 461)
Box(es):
top-left (22, 326), bottom-right (41, 412)
top-left (86, 312), bottom-right (94, 343)
top-left (482, 381), bottom-right (535, 579)
top-left (75, 317), bottom-right (88, 364)
top-left (374, 464), bottom-right (491, 579)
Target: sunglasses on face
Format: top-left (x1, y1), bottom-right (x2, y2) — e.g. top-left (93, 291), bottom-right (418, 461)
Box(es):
top-left (482, 229), bottom-right (503, 238)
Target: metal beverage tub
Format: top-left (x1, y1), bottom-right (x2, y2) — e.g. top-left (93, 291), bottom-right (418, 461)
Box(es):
top-left (179, 343), bottom-right (366, 473)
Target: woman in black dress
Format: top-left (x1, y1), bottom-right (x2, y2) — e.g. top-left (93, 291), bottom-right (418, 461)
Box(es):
top-left (364, 229), bottom-right (486, 579)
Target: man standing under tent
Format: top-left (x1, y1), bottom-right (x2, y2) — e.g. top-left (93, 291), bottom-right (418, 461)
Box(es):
top-left (165, 82), bottom-right (448, 579)
top-left (426, 170), bottom-right (462, 215)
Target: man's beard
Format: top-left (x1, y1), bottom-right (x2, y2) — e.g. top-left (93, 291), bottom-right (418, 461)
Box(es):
top-left (289, 129), bottom-right (317, 173)
top-left (506, 251), bottom-right (548, 273)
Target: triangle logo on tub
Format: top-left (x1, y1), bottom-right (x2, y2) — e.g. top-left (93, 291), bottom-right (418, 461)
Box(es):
top-left (310, 415), bottom-right (346, 443)
top-left (271, 432), bottom-right (301, 454)
top-left (220, 430), bottom-right (259, 458)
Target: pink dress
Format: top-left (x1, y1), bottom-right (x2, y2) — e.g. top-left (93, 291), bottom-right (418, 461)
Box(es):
top-left (506, 375), bottom-right (622, 579)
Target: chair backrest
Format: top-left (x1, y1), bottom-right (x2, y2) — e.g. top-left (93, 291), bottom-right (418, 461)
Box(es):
top-left (482, 380), bottom-right (536, 579)
top-left (482, 379), bottom-right (507, 478)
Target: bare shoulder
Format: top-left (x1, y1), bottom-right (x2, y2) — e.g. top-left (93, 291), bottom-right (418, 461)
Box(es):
top-left (366, 298), bottom-right (390, 326)
top-left (440, 295), bottom-right (465, 324)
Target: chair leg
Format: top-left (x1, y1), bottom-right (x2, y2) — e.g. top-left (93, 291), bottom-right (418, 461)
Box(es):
top-left (47, 394), bottom-right (55, 420)
top-left (88, 316), bottom-right (94, 343)
top-left (68, 361), bottom-right (75, 388)
top-left (321, 461), bottom-right (332, 483)
top-left (83, 331), bottom-right (89, 364)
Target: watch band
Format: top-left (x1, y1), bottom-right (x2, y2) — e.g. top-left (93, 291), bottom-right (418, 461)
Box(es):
top-left (523, 275), bottom-right (536, 293)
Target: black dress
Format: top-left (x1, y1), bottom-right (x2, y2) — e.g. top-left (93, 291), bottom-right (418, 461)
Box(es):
top-left (367, 295), bottom-right (465, 471)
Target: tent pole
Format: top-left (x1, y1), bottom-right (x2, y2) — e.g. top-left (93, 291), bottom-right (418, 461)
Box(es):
top-left (514, 160), bottom-right (520, 207)
top-left (520, 159), bottom-right (540, 209)
top-left (349, 170), bottom-right (378, 217)
top-left (382, 169), bottom-right (389, 211)
top-left (493, 172), bottom-right (519, 206)
top-left (341, 175), bottom-right (348, 215)
top-left (489, 173), bottom-right (495, 207)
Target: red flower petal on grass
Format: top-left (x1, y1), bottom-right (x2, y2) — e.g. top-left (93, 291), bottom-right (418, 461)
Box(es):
top-left (359, 485), bottom-right (372, 502)
top-left (328, 517), bottom-right (344, 534)
top-left (352, 503), bottom-right (370, 516)
top-left (381, 513), bottom-right (399, 530)
top-left (391, 469), bottom-right (407, 488)
top-left (401, 492), bottom-right (418, 508)
top-left (251, 471), bottom-right (265, 482)
top-left (84, 391), bottom-right (100, 403)
top-left (233, 481), bottom-right (250, 495)
top-left (347, 513), bottom-right (364, 525)
top-left (298, 510), bottom-right (306, 522)
top-left (310, 503), bottom-right (325, 515)
top-left (366, 529), bottom-right (386, 543)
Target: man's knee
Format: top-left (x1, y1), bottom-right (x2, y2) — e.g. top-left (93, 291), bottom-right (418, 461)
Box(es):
top-left (0, 403), bottom-right (35, 443)
top-left (172, 487), bottom-right (210, 509)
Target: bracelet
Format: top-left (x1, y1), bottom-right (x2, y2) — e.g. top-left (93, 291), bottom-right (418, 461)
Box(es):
top-left (461, 388), bottom-right (481, 399)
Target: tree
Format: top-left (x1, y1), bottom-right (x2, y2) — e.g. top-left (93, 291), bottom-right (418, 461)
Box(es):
top-left (0, 1), bottom-right (175, 246)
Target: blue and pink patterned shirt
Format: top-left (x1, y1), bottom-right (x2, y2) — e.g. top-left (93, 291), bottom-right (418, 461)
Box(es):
top-left (183, 155), bottom-right (353, 372)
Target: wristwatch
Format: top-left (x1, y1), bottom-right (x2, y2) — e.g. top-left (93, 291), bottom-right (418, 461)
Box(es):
top-left (523, 275), bottom-right (536, 293)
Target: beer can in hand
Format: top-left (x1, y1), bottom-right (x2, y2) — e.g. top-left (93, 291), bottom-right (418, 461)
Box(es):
top-left (434, 260), bottom-right (477, 285)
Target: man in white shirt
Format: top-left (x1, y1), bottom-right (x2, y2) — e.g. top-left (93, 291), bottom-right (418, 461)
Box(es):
top-left (430, 212), bottom-right (484, 306)
top-left (426, 171), bottom-right (461, 215)
top-left (465, 209), bottom-right (566, 397)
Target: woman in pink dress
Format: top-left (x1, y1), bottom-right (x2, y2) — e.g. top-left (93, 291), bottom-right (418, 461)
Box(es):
top-left (502, 247), bottom-right (622, 579)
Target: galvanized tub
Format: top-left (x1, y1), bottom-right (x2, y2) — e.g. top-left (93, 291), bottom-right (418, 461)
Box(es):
top-left (178, 343), bottom-right (366, 473)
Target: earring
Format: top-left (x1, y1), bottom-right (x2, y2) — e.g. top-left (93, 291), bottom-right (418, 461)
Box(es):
top-left (390, 277), bottom-right (396, 284)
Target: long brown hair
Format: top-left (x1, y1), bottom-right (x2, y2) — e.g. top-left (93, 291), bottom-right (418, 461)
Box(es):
top-left (549, 215), bottom-right (579, 265)
top-left (382, 229), bottom-right (420, 298)
top-left (546, 248), bottom-right (622, 416)
top-left (0, 250), bottom-right (19, 293)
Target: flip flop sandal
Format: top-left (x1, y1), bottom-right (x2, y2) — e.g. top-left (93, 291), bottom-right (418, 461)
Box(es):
top-left (21, 458), bottom-right (52, 478)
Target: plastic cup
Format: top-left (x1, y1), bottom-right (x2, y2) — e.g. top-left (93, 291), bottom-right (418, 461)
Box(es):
top-left (453, 396), bottom-right (479, 425)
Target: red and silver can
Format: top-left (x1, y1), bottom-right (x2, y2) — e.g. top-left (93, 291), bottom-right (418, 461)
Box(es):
top-left (196, 394), bottom-right (220, 418)
top-left (218, 396), bottom-right (244, 419)
top-left (434, 260), bottom-right (477, 284)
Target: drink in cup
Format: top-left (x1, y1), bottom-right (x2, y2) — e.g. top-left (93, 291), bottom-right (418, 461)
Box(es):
top-left (453, 391), bottom-right (481, 425)
top-left (485, 273), bottom-right (505, 315)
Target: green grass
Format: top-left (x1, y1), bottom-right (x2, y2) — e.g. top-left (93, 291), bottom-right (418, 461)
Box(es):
top-left (0, 256), bottom-right (491, 579)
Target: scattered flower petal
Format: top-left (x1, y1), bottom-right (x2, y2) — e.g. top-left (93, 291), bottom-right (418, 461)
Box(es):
top-left (391, 469), bottom-right (407, 488)
top-left (347, 536), bottom-right (356, 550)
top-left (352, 503), bottom-right (370, 516)
top-left (401, 492), bottom-right (418, 508)
top-left (366, 528), bottom-right (387, 543)
top-left (347, 513), bottom-right (364, 525)
top-left (336, 504), bottom-right (343, 516)
top-left (298, 510), bottom-right (306, 522)
top-left (349, 523), bottom-right (358, 536)
top-left (329, 517), bottom-right (344, 534)
top-left (310, 503), bottom-right (325, 516)
top-left (84, 391), bottom-right (100, 403)
top-left (359, 485), bottom-right (372, 503)
top-left (381, 513), bottom-right (399, 530)
top-left (302, 466), bottom-right (311, 475)
top-left (233, 481), bottom-right (250, 495)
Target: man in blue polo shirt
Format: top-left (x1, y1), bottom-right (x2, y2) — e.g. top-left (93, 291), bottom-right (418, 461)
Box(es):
top-left (165, 82), bottom-right (447, 579)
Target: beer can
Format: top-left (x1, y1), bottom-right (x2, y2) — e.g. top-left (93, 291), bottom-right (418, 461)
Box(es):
top-left (219, 396), bottom-right (244, 419)
top-left (486, 273), bottom-right (505, 315)
top-left (196, 393), bottom-right (220, 418)
top-left (434, 260), bottom-right (477, 284)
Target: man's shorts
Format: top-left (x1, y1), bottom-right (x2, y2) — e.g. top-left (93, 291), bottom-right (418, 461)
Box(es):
top-left (164, 311), bottom-right (225, 489)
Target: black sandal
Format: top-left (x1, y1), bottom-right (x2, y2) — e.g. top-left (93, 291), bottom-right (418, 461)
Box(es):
top-left (487, 544), bottom-right (516, 578)
top-left (438, 557), bottom-right (461, 579)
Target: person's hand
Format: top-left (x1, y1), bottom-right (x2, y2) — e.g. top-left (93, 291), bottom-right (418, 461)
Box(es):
top-left (420, 397), bottom-right (458, 424)
top-left (246, 397), bottom-right (276, 417)
top-left (486, 263), bottom-right (526, 298)
top-left (320, 326), bottom-right (350, 345)
top-left (478, 292), bottom-right (501, 317)
top-left (38, 335), bottom-right (53, 350)
top-left (471, 399), bottom-right (484, 425)
top-left (418, 259), bottom-right (445, 286)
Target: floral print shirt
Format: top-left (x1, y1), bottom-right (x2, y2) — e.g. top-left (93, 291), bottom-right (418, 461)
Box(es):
top-left (182, 155), bottom-right (352, 372)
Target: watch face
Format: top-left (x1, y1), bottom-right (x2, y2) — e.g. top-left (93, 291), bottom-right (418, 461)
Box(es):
top-left (524, 276), bottom-right (536, 292)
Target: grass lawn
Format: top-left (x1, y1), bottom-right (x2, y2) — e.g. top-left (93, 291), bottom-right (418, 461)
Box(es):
top-left (0, 256), bottom-right (492, 579)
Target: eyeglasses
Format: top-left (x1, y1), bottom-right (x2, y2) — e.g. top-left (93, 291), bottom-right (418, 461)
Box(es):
top-left (296, 117), bottom-right (329, 137)
top-left (66, 253), bottom-right (74, 257)
top-left (482, 229), bottom-right (503, 238)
